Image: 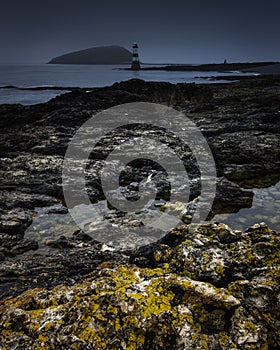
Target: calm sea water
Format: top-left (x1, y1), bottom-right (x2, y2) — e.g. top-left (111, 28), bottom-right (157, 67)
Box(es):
top-left (0, 64), bottom-right (250, 105)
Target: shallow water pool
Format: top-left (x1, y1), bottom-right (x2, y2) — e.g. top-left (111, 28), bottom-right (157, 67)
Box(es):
top-left (214, 181), bottom-right (280, 231)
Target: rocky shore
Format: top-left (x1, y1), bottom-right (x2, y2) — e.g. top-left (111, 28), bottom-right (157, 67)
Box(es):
top-left (0, 78), bottom-right (280, 348)
top-left (1, 223), bottom-right (280, 349)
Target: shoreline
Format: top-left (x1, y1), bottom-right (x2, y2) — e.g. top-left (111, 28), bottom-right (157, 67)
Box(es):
top-left (1, 71), bottom-right (279, 95)
top-left (0, 77), bottom-right (280, 349)
top-left (124, 61), bottom-right (280, 72)
top-left (0, 76), bottom-right (279, 262)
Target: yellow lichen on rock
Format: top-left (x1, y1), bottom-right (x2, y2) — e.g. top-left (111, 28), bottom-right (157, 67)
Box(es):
top-left (0, 222), bottom-right (280, 349)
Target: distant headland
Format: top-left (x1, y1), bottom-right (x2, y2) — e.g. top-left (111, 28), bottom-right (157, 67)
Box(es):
top-left (48, 44), bottom-right (280, 75)
top-left (48, 45), bottom-right (132, 65)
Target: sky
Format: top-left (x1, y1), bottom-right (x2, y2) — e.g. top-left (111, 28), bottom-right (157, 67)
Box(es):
top-left (0, 0), bottom-right (279, 64)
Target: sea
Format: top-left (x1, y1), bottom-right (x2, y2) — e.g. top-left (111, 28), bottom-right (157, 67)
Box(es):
top-left (0, 63), bottom-right (253, 105)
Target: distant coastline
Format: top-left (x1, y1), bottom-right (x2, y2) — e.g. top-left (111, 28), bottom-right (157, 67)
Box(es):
top-left (1, 61), bottom-right (280, 105)
top-left (138, 62), bottom-right (280, 73)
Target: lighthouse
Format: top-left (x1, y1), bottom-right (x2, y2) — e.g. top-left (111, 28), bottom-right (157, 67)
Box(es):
top-left (131, 42), bottom-right (141, 70)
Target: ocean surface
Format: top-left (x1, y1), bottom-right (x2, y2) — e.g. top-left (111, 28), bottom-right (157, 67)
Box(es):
top-left (0, 64), bottom-right (253, 105)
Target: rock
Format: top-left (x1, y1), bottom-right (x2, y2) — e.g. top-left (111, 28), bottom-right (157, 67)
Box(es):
top-left (213, 177), bottom-right (254, 214)
top-left (73, 230), bottom-right (93, 242)
top-left (10, 238), bottom-right (38, 255)
top-left (0, 208), bottom-right (32, 234)
top-left (0, 248), bottom-right (278, 349)
top-left (230, 307), bottom-right (268, 348)
top-left (0, 78), bottom-right (280, 348)
top-left (129, 242), bottom-right (174, 267)
top-left (0, 223), bottom-right (279, 348)
top-left (45, 235), bottom-right (76, 249)
top-left (157, 177), bottom-right (253, 224)
top-left (0, 80), bottom-right (279, 236)
top-left (0, 190), bottom-right (58, 210)
top-left (130, 222), bottom-right (280, 289)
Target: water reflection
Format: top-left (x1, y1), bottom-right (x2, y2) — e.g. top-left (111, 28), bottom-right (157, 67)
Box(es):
top-left (26, 181), bottom-right (280, 251)
top-left (214, 181), bottom-right (280, 231)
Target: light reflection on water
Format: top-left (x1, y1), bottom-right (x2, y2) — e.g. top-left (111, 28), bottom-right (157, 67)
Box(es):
top-left (25, 205), bottom-right (78, 248)
top-left (25, 200), bottom-right (164, 249)
top-left (26, 181), bottom-right (280, 249)
top-left (214, 181), bottom-right (280, 231)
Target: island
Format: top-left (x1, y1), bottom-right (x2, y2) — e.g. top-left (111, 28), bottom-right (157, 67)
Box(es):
top-left (48, 45), bottom-right (132, 65)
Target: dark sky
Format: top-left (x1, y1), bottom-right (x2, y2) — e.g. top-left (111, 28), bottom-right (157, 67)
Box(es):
top-left (1, 0), bottom-right (279, 64)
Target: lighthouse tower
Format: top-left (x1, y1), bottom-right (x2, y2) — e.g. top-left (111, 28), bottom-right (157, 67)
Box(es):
top-left (131, 42), bottom-right (141, 70)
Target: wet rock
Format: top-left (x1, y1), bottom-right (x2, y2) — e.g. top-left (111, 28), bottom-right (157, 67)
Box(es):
top-left (10, 238), bottom-right (38, 255)
top-left (0, 190), bottom-right (58, 210)
top-left (0, 246), bottom-right (13, 259)
top-left (0, 78), bottom-right (279, 255)
top-left (0, 233), bottom-right (38, 260)
top-left (0, 208), bottom-right (32, 234)
top-left (157, 177), bottom-right (253, 225)
top-left (73, 230), bottom-right (93, 242)
top-left (213, 177), bottom-right (254, 214)
top-left (45, 204), bottom-right (68, 214)
top-left (0, 245), bottom-right (14, 261)
top-left (0, 246), bottom-right (128, 298)
top-left (45, 235), bottom-right (76, 249)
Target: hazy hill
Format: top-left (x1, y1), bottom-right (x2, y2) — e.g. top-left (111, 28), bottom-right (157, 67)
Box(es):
top-left (48, 45), bottom-right (132, 65)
